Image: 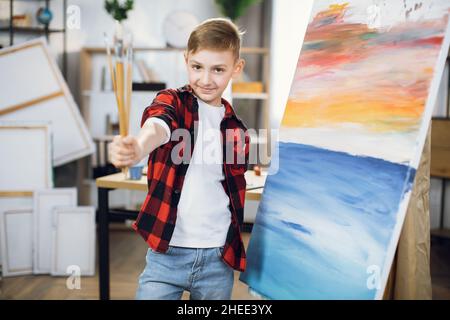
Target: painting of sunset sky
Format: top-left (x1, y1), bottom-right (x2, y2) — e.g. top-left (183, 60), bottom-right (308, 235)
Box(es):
top-left (240, 0), bottom-right (450, 299)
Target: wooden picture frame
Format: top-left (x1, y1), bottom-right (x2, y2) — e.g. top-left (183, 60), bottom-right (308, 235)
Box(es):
top-left (0, 121), bottom-right (53, 197)
top-left (33, 188), bottom-right (77, 274)
top-left (0, 38), bottom-right (94, 166)
top-left (51, 206), bottom-right (95, 276)
top-left (0, 207), bottom-right (33, 277)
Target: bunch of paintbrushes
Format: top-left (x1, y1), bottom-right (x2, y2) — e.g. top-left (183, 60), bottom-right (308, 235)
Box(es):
top-left (104, 31), bottom-right (133, 176)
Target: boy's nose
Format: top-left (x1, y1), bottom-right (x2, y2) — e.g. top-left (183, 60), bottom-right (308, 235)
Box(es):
top-left (199, 71), bottom-right (211, 86)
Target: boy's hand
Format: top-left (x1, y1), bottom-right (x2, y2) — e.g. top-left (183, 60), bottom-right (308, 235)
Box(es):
top-left (108, 135), bottom-right (143, 169)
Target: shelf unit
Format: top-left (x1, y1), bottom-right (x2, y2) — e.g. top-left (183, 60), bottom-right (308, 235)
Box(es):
top-left (0, 0), bottom-right (67, 78)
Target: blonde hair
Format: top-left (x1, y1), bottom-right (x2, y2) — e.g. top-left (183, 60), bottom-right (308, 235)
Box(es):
top-left (187, 18), bottom-right (245, 60)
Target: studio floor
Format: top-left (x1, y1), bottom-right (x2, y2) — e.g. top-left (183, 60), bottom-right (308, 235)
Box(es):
top-left (0, 223), bottom-right (449, 300)
top-left (0, 223), bottom-right (256, 300)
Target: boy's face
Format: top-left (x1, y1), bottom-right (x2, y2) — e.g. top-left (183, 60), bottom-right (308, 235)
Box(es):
top-left (184, 49), bottom-right (245, 107)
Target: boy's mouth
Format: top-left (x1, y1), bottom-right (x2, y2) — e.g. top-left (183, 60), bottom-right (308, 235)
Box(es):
top-left (198, 86), bottom-right (216, 93)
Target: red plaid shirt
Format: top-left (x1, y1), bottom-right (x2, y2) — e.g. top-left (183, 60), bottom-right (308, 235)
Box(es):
top-left (132, 84), bottom-right (250, 271)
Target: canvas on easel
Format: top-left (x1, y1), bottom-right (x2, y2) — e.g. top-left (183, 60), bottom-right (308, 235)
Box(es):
top-left (240, 0), bottom-right (450, 299)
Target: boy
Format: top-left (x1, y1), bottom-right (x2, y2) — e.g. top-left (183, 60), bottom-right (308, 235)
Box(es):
top-left (109, 18), bottom-right (250, 300)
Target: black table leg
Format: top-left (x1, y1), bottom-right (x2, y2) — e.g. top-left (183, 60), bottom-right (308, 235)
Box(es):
top-left (98, 187), bottom-right (110, 300)
top-left (440, 178), bottom-right (447, 229)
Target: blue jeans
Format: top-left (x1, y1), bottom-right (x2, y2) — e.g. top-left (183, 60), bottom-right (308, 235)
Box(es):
top-left (135, 246), bottom-right (234, 300)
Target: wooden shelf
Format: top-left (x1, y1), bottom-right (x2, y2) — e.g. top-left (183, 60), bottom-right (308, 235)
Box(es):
top-left (431, 118), bottom-right (450, 179)
top-left (82, 46), bottom-right (269, 55)
top-left (232, 92), bottom-right (269, 100)
top-left (82, 90), bottom-right (269, 100)
top-left (2, 0), bottom-right (68, 77)
top-left (0, 26), bottom-right (65, 34)
top-left (431, 228), bottom-right (450, 239)
top-left (82, 90), bottom-right (160, 97)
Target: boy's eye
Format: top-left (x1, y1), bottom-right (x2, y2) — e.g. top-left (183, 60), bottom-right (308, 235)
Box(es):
top-left (192, 65), bottom-right (201, 70)
top-left (214, 68), bottom-right (225, 73)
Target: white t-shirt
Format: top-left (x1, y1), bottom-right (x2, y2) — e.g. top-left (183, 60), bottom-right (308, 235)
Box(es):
top-left (146, 97), bottom-right (231, 248)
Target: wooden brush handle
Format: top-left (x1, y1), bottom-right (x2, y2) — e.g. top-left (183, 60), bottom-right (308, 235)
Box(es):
top-left (116, 61), bottom-right (127, 137)
top-left (116, 61), bottom-right (128, 176)
top-left (125, 61), bottom-right (132, 135)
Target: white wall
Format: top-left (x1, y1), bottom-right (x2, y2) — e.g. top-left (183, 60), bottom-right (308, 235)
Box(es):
top-left (268, 0), bottom-right (313, 131)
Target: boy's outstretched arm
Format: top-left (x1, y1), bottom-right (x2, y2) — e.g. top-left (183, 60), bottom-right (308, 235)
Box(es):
top-left (109, 119), bottom-right (169, 169)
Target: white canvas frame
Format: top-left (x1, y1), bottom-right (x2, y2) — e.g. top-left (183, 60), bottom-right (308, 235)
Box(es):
top-left (51, 206), bottom-right (95, 276)
top-left (0, 121), bottom-right (53, 196)
top-left (0, 207), bottom-right (33, 277)
top-left (0, 196), bottom-right (33, 267)
top-left (33, 188), bottom-right (77, 274)
top-left (0, 38), bottom-right (94, 166)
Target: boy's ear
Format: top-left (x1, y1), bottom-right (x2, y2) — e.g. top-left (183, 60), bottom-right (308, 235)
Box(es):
top-left (232, 58), bottom-right (245, 78)
top-left (183, 51), bottom-right (188, 64)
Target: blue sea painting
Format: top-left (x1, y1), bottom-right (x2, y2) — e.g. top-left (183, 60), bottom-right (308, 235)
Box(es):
top-left (240, 143), bottom-right (416, 299)
top-left (239, 0), bottom-right (450, 300)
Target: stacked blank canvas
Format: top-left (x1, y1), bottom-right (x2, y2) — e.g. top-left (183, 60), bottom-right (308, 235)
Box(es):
top-left (1, 188), bottom-right (96, 277)
top-left (0, 208), bottom-right (33, 276)
top-left (0, 121), bottom-right (52, 276)
top-left (0, 38), bottom-right (94, 166)
top-left (0, 38), bottom-right (96, 278)
top-left (0, 124), bottom-right (95, 277)
top-left (33, 189), bottom-right (77, 274)
top-left (51, 206), bottom-right (96, 276)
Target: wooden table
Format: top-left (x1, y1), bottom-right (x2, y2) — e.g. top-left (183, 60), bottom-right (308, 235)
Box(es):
top-left (96, 169), bottom-right (266, 300)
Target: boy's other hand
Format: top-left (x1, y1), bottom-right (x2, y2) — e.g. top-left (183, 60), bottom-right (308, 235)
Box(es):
top-left (109, 135), bottom-right (143, 169)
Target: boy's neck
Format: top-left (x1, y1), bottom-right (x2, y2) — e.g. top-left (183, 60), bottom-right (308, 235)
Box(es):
top-left (193, 93), bottom-right (223, 108)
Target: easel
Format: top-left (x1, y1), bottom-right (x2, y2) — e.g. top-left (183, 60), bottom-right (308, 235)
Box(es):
top-left (383, 126), bottom-right (433, 299)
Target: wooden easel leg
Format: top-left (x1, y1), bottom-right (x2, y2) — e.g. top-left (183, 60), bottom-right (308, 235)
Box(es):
top-left (384, 126), bottom-right (433, 299)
